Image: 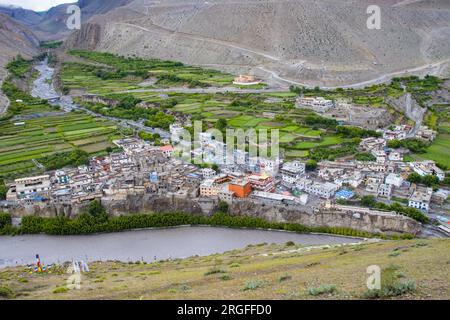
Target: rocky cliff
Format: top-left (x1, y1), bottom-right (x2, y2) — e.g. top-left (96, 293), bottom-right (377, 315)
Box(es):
top-left (7, 194), bottom-right (422, 236)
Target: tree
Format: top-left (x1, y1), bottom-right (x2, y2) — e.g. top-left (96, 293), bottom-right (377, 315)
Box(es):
top-left (215, 118), bottom-right (227, 131)
top-left (217, 201), bottom-right (229, 213)
top-left (422, 175), bottom-right (439, 187)
top-left (387, 139), bottom-right (402, 149)
top-left (305, 160), bottom-right (318, 171)
top-left (407, 173), bottom-right (422, 184)
top-left (211, 164), bottom-right (219, 173)
top-left (0, 213), bottom-right (11, 229)
top-left (0, 179), bottom-right (7, 200)
top-left (118, 95), bottom-right (141, 109)
top-left (361, 195), bottom-right (377, 208)
top-left (85, 200), bottom-right (108, 224)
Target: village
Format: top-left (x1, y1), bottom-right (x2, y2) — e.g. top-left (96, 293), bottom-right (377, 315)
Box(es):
top-left (1, 102), bottom-right (448, 235)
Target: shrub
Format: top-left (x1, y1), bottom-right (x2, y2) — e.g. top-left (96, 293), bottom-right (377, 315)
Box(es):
top-left (363, 281), bottom-right (415, 299)
top-left (0, 286), bottom-right (14, 298)
top-left (278, 274), bottom-right (292, 283)
top-left (53, 287), bottom-right (69, 294)
top-left (204, 267), bottom-right (227, 276)
top-left (243, 280), bottom-right (265, 291)
top-left (307, 284), bottom-right (337, 296)
top-left (0, 213), bottom-right (12, 229)
top-left (0, 179), bottom-right (7, 200)
top-left (363, 265), bottom-right (416, 299)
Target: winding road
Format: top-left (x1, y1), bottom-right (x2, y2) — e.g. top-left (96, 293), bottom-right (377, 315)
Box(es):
top-left (115, 21), bottom-right (450, 90)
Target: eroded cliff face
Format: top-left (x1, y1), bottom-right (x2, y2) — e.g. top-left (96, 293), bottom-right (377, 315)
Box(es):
top-left (64, 23), bottom-right (102, 51)
top-left (7, 194), bottom-right (421, 235)
top-left (229, 201), bottom-right (421, 236)
top-left (386, 93), bottom-right (427, 131)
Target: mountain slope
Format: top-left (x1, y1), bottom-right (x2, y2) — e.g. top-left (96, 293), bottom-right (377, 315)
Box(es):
top-left (0, 0), bottom-right (133, 40)
top-left (66, 0), bottom-right (450, 87)
top-left (1, 238), bottom-right (449, 299)
top-left (0, 13), bottom-right (39, 116)
top-left (0, 5), bottom-right (43, 25)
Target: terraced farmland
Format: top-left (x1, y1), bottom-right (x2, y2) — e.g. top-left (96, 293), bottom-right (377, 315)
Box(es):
top-left (60, 50), bottom-right (235, 95)
top-left (0, 112), bottom-right (122, 179)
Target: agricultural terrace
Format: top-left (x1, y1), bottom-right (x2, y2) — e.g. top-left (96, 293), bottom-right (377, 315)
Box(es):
top-left (0, 112), bottom-right (125, 179)
top-left (405, 91), bottom-right (450, 166)
top-left (290, 75), bottom-right (444, 108)
top-left (58, 50), bottom-right (448, 163)
top-left (60, 50), bottom-right (235, 95)
top-left (76, 89), bottom-right (362, 160)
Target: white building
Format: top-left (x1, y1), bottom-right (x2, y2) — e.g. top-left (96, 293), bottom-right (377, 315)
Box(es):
top-left (388, 151), bottom-right (403, 162)
top-left (297, 97), bottom-right (334, 112)
top-left (10, 175), bottom-right (51, 199)
top-left (371, 149), bottom-right (387, 164)
top-left (334, 172), bottom-right (363, 188)
top-left (377, 183), bottom-right (392, 199)
top-left (408, 187), bottom-right (433, 212)
top-left (201, 168), bottom-right (217, 179)
top-left (281, 161), bottom-right (306, 184)
top-left (359, 137), bottom-right (386, 152)
top-left (251, 191), bottom-right (306, 205)
top-left (304, 181), bottom-right (339, 199)
top-left (410, 161), bottom-right (445, 181)
top-left (199, 179), bottom-right (220, 197)
top-left (385, 173), bottom-right (403, 188)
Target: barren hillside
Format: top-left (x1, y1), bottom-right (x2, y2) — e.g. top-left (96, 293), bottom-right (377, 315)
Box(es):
top-left (1, 238), bottom-right (449, 300)
top-left (65, 0), bottom-right (450, 87)
top-left (0, 13), bottom-right (39, 116)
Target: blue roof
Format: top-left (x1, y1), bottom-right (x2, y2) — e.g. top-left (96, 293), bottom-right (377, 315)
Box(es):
top-left (336, 189), bottom-right (354, 199)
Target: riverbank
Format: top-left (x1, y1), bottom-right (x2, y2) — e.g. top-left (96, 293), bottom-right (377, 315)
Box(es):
top-left (0, 211), bottom-right (410, 240)
top-left (0, 225), bottom-right (363, 268)
top-left (1, 238), bottom-right (448, 300)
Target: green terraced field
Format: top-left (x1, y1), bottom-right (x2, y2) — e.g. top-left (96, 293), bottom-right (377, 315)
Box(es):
top-left (409, 134), bottom-right (450, 167)
top-left (61, 51), bottom-right (235, 95)
top-left (292, 136), bottom-right (344, 150)
top-left (0, 113), bottom-right (123, 179)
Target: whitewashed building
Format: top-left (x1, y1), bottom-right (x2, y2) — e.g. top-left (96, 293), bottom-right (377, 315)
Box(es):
top-left (408, 187), bottom-right (433, 212)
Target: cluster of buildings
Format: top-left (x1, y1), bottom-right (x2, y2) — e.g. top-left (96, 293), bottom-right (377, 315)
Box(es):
top-left (5, 139), bottom-right (199, 206)
top-left (296, 96), bottom-right (392, 129)
top-left (380, 124), bottom-right (436, 143)
top-left (3, 124), bottom-right (447, 216)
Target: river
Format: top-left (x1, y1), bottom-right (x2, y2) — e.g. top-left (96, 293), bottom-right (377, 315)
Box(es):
top-left (0, 226), bottom-right (361, 268)
top-left (30, 59), bottom-right (170, 139)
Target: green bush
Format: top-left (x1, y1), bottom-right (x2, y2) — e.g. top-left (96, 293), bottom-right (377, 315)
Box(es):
top-left (53, 287), bottom-right (69, 294)
top-left (363, 281), bottom-right (415, 299)
top-left (0, 286), bottom-right (14, 298)
top-left (278, 274), bottom-right (292, 283)
top-left (204, 267), bottom-right (227, 276)
top-left (39, 149), bottom-right (89, 171)
top-left (243, 280), bottom-right (265, 291)
top-left (307, 284), bottom-right (337, 296)
top-left (0, 213), bottom-right (12, 229)
top-left (0, 179), bottom-right (7, 200)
